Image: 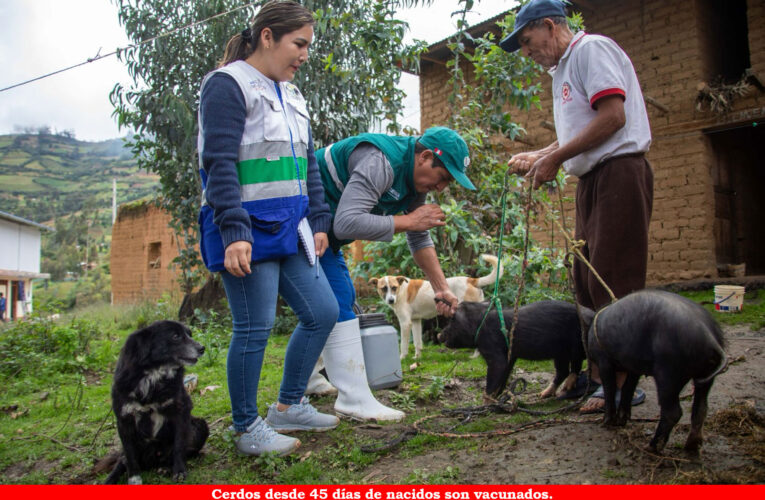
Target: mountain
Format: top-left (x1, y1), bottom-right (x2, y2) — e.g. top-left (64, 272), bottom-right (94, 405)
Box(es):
top-left (0, 133), bottom-right (159, 224)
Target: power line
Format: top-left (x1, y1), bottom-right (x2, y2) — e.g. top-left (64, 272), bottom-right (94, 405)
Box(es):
top-left (0, 1), bottom-right (260, 94)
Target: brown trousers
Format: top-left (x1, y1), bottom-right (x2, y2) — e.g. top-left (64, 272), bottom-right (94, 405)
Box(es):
top-left (573, 154), bottom-right (654, 310)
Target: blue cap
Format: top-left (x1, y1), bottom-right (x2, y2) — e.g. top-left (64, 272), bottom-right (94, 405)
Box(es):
top-left (499, 0), bottom-right (568, 53)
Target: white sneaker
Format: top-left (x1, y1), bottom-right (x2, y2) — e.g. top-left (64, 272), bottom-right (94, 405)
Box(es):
top-left (266, 396), bottom-right (339, 432)
top-left (230, 417), bottom-right (300, 456)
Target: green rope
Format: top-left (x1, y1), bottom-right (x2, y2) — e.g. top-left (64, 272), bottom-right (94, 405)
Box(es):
top-left (473, 171), bottom-right (511, 346)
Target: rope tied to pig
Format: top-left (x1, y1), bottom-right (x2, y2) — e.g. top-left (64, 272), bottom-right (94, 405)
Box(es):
top-left (360, 174), bottom-right (646, 454)
top-left (473, 167), bottom-right (535, 356)
top-left (476, 172), bottom-right (621, 411)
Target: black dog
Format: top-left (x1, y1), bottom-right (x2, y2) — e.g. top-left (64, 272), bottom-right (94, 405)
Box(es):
top-left (438, 300), bottom-right (594, 398)
top-left (588, 290), bottom-right (727, 454)
top-left (105, 320), bottom-right (209, 484)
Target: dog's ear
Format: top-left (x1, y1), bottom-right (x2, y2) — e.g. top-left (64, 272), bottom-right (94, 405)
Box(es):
top-left (117, 326), bottom-right (153, 369)
top-left (395, 276), bottom-right (409, 285)
top-left (368, 278), bottom-right (378, 287)
top-left (180, 321), bottom-right (193, 338)
top-left (134, 324), bottom-right (161, 365)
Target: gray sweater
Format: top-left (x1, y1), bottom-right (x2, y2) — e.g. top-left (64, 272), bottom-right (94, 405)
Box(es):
top-left (333, 144), bottom-right (434, 252)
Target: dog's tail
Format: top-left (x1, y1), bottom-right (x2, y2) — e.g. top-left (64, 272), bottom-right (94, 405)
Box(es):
top-left (475, 254), bottom-right (503, 288)
top-left (95, 451), bottom-right (126, 484)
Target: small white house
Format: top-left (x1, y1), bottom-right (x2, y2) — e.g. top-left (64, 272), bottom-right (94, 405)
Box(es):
top-left (0, 211), bottom-right (53, 321)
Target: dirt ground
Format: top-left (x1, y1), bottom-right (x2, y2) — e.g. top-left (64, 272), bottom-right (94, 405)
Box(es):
top-left (348, 324), bottom-right (765, 484)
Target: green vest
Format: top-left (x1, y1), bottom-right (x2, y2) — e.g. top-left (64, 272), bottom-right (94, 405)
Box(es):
top-left (316, 134), bottom-right (418, 249)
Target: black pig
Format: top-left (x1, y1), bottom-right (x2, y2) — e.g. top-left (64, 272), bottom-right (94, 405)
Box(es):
top-left (588, 289), bottom-right (727, 454)
top-left (438, 300), bottom-right (594, 398)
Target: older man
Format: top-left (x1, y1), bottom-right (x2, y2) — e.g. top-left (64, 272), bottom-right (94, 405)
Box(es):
top-left (308, 126), bottom-right (476, 421)
top-left (503, 0), bottom-right (653, 412)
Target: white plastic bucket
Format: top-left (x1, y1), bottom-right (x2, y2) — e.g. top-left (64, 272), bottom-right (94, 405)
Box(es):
top-left (358, 313), bottom-right (403, 389)
top-left (714, 285), bottom-right (745, 312)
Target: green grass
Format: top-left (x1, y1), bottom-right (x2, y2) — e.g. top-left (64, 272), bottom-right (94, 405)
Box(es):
top-left (1, 288), bottom-right (760, 484)
top-left (678, 288), bottom-right (765, 330)
top-left (0, 298), bottom-right (505, 484)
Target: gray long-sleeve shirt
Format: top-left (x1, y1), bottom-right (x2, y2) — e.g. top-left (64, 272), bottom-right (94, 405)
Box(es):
top-left (333, 143), bottom-right (434, 253)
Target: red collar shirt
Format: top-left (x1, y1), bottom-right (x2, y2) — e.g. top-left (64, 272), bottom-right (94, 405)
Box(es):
top-left (549, 31), bottom-right (652, 177)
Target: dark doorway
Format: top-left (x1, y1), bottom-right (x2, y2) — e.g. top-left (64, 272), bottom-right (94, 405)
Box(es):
top-left (708, 123), bottom-right (765, 275)
top-left (697, 0), bottom-right (750, 83)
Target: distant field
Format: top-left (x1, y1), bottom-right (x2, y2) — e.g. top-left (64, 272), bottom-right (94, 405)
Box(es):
top-left (34, 177), bottom-right (69, 189)
top-left (0, 174), bottom-right (41, 192)
top-left (0, 133), bottom-right (159, 224)
top-left (1, 150), bottom-right (31, 165)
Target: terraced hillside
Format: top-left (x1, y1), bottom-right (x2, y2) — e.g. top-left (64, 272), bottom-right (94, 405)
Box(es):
top-left (0, 133), bottom-right (159, 224)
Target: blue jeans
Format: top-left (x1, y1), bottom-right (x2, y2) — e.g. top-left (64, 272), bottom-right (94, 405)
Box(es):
top-left (319, 247), bottom-right (357, 322)
top-left (221, 246), bottom-right (339, 432)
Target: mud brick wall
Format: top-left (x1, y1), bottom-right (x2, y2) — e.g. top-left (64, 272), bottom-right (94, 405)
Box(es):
top-left (748, 0), bottom-right (765, 78)
top-left (110, 203), bottom-right (184, 304)
top-left (419, 0), bottom-right (765, 285)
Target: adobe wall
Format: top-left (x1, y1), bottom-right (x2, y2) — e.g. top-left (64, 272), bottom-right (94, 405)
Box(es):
top-left (419, 0), bottom-right (765, 285)
top-left (110, 203), bottom-right (184, 304)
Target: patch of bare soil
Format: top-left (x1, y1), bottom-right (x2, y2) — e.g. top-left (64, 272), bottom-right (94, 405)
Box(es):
top-left (355, 324), bottom-right (765, 484)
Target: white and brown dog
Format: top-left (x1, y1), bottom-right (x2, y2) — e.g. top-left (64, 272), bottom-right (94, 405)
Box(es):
top-left (369, 255), bottom-right (502, 359)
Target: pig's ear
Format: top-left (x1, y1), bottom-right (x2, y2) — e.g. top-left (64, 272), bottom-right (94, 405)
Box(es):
top-left (368, 278), bottom-right (378, 286)
top-left (395, 276), bottom-right (409, 285)
top-left (580, 306), bottom-right (597, 330)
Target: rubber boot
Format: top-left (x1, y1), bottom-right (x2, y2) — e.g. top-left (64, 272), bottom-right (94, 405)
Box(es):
top-left (321, 318), bottom-right (405, 422)
top-left (305, 356), bottom-right (337, 396)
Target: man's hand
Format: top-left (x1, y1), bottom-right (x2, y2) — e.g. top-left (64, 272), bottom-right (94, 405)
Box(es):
top-left (434, 290), bottom-right (458, 317)
top-left (314, 232), bottom-right (329, 258)
top-left (507, 151), bottom-right (542, 175)
top-left (403, 204), bottom-right (446, 232)
top-left (224, 240), bottom-right (252, 277)
top-left (529, 153), bottom-right (561, 189)
top-left (508, 151), bottom-right (561, 189)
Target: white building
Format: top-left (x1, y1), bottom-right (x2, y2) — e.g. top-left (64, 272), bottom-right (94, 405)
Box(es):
top-left (0, 211), bottom-right (53, 321)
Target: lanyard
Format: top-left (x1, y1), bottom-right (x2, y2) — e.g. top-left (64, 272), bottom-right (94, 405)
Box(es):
top-left (274, 82), bottom-right (303, 197)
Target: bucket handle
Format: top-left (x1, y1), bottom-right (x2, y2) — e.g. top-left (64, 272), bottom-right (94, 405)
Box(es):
top-left (714, 292), bottom-right (736, 305)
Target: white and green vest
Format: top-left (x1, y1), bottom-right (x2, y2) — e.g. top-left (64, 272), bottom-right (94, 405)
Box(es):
top-left (198, 60), bottom-right (310, 271)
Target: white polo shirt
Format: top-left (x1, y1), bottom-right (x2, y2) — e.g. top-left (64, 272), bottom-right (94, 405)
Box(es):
top-left (550, 31), bottom-right (651, 177)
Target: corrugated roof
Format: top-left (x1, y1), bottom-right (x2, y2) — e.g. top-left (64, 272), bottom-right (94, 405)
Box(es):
top-left (0, 210), bottom-right (55, 232)
top-left (412, 10), bottom-right (510, 72)
top-left (413, 1), bottom-right (593, 70)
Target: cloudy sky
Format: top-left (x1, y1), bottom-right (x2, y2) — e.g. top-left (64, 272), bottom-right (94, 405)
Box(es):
top-left (0, 0), bottom-right (512, 142)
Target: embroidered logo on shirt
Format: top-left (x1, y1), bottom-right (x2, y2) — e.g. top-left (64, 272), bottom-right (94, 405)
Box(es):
top-left (386, 187), bottom-right (401, 200)
top-left (561, 81), bottom-right (573, 104)
top-left (249, 80), bottom-right (268, 92)
top-left (285, 83), bottom-right (301, 98)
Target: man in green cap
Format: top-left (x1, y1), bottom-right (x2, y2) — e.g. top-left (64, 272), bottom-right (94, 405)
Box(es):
top-left (304, 126), bottom-right (475, 422)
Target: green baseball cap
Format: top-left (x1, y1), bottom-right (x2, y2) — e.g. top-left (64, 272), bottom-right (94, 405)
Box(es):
top-left (419, 126), bottom-right (476, 190)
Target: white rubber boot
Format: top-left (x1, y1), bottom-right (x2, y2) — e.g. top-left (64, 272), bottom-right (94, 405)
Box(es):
top-left (321, 318), bottom-right (405, 422)
top-left (305, 356), bottom-right (337, 396)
